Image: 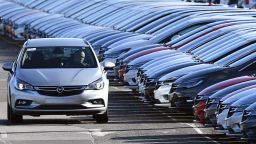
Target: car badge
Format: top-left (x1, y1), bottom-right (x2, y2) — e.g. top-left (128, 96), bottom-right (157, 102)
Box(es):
top-left (56, 86), bottom-right (64, 93)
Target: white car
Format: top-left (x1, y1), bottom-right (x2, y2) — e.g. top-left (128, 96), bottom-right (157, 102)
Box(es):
top-left (2, 38), bottom-right (113, 124)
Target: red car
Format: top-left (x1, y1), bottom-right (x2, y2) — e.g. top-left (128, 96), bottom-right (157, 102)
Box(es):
top-left (193, 76), bottom-right (256, 124)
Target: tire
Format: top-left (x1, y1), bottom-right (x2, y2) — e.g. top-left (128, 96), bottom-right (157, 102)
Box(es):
top-left (7, 103), bottom-right (23, 124)
top-left (94, 111), bottom-right (108, 123)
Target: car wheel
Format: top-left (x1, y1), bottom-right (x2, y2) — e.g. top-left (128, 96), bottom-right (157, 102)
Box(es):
top-left (7, 103), bottom-right (23, 124)
top-left (94, 111), bottom-right (108, 123)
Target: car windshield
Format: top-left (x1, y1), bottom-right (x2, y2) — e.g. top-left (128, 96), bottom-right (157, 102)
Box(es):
top-left (21, 46), bottom-right (98, 69)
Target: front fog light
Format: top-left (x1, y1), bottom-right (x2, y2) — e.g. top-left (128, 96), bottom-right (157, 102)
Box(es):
top-left (89, 99), bottom-right (104, 105)
top-left (15, 99), bottom-right (32, 106)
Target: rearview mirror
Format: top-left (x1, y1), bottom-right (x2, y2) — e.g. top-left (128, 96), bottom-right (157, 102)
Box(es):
top-left (103, 61), bottom-right (115, 70)
top-left (2, 62), bottom-right (13, 72)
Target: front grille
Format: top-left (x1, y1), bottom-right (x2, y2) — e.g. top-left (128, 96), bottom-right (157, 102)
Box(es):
top-left (35, 105), bottom-right (86, 110)
top-left (146, 81), bottom-right (156, 88)
top-left (35, 86), bottom-right (85, 96)
top-left (145, 78), bottom-right (154, 87)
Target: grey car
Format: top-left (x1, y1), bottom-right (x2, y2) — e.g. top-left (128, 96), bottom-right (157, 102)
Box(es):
top-left (2, 38), bottom-right (111, 124)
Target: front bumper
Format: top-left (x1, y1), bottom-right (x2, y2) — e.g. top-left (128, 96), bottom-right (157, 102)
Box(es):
top-left (169, 91), bottom-right (195, 108)
top-left (154, 85), bottom-right (172, 104)
top-left (217, 108), bottom-right (229, 129)
top-left (10, 84), bottom-right (108, 116)
top-left (123, 69), bottom-right (137, 86)
top-left (193, 101), bottom-right (206, 124)
top-left (225, 112), bottom-right (243, 133)
top-left (204, 103), bottom-right (218, 125)
top-left (240, 122), bottom-right (256, 140)
top-left (240, 121), bottom-right (256, 132)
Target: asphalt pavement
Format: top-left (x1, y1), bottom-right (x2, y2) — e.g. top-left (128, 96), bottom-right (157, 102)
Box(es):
top-left (0, 37), bottom-right (247, 144)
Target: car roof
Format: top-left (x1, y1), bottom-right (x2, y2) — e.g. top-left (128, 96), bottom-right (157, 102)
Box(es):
top-left (25, 38), bottom-right (88, 47)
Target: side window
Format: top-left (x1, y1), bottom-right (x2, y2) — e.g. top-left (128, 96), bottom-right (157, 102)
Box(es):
top-left (241, 62), bottom-right (256, 72)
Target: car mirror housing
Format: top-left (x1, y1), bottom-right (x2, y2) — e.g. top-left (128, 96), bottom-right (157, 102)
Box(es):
top-left (2, 62), bottom-right (13, 72)
top-left (103, 61), bottom-right (115, 70)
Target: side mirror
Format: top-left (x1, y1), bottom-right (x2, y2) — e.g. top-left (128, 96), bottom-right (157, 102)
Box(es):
top-left (2, 62), bottom-right (13, 72)
top-left (103, 61), bottom-right (115, 70)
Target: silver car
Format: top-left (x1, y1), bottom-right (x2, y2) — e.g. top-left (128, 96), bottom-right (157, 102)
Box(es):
top-left (2, 38), bottom-right (112, 124)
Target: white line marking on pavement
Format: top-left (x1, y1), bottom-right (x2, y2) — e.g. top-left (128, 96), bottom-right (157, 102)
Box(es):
top-left (167, 116), bottom-right (177, 122)
top-left (186, 123), bottom-right (203, 134)
top-left (92, 131), bottom-right (114, 137)
top-left (0, 131), bottom-right (7, 139)
top-left (80, 129), bottom-right (114, 137)
top-left (0, 131), bottom-right (11, 144)
top-left (185, 123), bottom-right (219, 144)
top-left (112, 86), bottom-right (119, 90)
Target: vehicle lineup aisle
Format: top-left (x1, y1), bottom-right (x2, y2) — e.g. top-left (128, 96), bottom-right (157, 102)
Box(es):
top-left (0, 38), bottom-right (246, 144)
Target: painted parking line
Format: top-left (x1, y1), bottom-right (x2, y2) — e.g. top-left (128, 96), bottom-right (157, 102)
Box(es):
top-left (185, 123), bottom-right (203, 134)
top-left (0, 131), bottom-right (7, 139)
top-left (0, 131), bottom-right (11, 144)
top-left (186, 123), bottom-right (219, 144)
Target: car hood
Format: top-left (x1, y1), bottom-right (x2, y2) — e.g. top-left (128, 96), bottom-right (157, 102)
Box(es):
top-left (128, 50), bottom-right (174, 66)
top-left (118, 44), bottom-right (162, 60)
top-left (16, 68), bottom-right (102, 86)
top-left (198, 76), bottom-right (255, 96)
top-left (175, 66), bottom-right (228, 84)
top-left (222, 87), bottom-right (256, 104)
top-left (159, 64), bottom-right (215, 81)
top-left (209, 80), bottom-right (256, 99)
top-left (105, 39), bottom-right (151, 55)
top-left (231, 93), bottom-right (256, 107)
top-left (245, 102), bottom-right (256, 111)
top-left (144, 56), bottom-right (194, 76)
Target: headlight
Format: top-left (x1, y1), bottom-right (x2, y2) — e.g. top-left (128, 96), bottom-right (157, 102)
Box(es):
top-left (15, 79), bottom-right (34, 91)
top-left (163, 80), bottom-right (173, 85)
top-left (180, 78), bottom-right (204, 88)
top-left (87, 78), bottom-right (104, 90)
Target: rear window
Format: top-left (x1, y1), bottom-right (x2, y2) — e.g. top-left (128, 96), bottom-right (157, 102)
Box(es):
top-left (21, 46), bottom-right (98, 69)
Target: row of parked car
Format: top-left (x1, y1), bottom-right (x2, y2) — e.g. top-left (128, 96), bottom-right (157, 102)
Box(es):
top-left (1, 0), bottom-right (256, 141)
